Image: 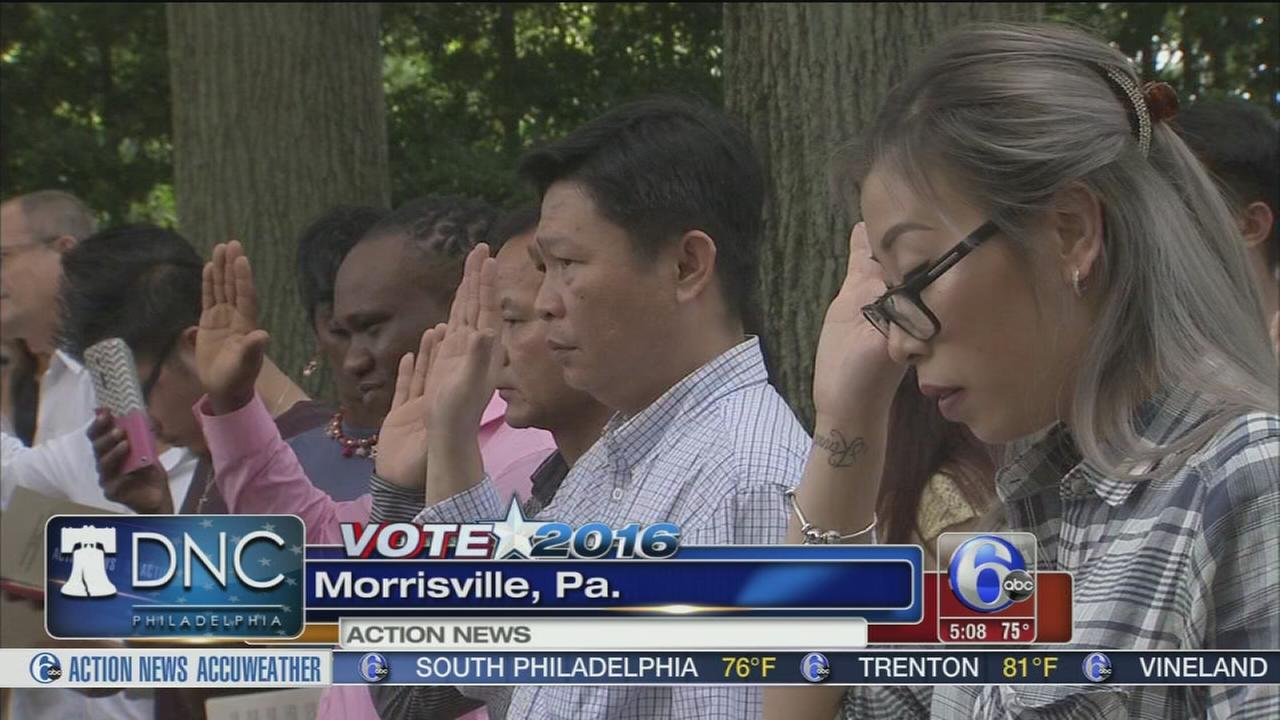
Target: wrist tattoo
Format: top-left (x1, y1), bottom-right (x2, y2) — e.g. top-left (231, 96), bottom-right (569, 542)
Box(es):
top-left (814, 430), bottom-right (866, 467)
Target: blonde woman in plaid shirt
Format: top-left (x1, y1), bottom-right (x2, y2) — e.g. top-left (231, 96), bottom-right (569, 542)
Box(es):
top-left (770, 22), bottom-right (1279, 720)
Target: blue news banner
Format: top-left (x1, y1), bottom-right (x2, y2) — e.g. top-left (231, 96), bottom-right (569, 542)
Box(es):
top-left (332, 650), bottom-right (1280, 686)
top-left (45, 515), bottom-right (305, 638)
top-left (303, 545), bottom-right (923, 621)
top-left (36, 515), bottom-right (1280, 689)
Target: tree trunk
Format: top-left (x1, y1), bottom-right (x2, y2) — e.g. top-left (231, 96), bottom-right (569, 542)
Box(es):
top-left (494, 3), bottom-right (521, 158)
top-left (167, 3), bottom-right (390, 398)
top-left (724, 2), bottom-right (1043, 428)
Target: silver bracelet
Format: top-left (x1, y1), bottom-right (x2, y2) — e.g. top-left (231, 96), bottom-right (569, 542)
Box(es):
top-left (785, 488), bottom-right (878, 544)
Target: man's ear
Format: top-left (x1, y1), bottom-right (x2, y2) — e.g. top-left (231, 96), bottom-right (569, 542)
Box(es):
top-left (177, 326), bottom-right (200, 366)
top-left (1241, 200), bottom-right (1275, 251)
top-left (1050, 183), bottom-right (1105, 288)
top-left (672, 230), bottom-right (718, 305)
top-left (50, 234), bottom-right (77, 254)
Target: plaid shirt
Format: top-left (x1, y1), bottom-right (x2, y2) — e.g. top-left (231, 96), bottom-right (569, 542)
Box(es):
top-left (843, 388), bottom-right (1280, 719)
top-left (374, 337), bottom-right (809, 720)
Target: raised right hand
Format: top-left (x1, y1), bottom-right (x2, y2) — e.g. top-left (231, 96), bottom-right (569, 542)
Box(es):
top-left (422, 244), bottom-right (501, 440)
top-left (374, 324), bottom-right (444, 489)
top-left (376, 245), bottom-right (499, 492)
top-left (811, 222), bottom-right (907, 424)
top-left (196, 241), bottom-right (270, 415)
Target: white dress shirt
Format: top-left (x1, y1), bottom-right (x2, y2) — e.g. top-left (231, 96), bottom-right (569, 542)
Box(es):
top-left (1, 351), bottom-right (194, 511)
top-left (2, 351), bottom-right (197, 720)
top-left (34, 350), bottom-right (98, 443)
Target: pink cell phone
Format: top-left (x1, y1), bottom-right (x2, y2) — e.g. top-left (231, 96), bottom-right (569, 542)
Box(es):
top-left (83, 338), bottom-right (159, 474)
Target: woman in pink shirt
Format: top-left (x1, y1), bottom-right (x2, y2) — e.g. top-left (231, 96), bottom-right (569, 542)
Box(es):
top-left (194, 201), bottom-right (556, 720)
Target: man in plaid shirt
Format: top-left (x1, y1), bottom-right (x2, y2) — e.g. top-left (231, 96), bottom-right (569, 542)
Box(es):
top-left (369, 97), bottom-right (809, 719)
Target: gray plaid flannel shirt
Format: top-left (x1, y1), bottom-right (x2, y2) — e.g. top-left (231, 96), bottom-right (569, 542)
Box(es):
top-left (842, 389), bottom-right (1280, 719)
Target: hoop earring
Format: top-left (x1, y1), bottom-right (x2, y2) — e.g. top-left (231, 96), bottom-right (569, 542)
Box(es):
top-left (302, 357), bottom-right (321, 377)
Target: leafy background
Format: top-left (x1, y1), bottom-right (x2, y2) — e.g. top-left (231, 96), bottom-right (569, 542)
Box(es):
top-left (3, 3), bottom-right (1274, 224)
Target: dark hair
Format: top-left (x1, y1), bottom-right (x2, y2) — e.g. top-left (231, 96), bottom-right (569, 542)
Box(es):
top-left (517, 95), bottom-right (764, 321)
top-left (359, 195), bottom-right (498, 306)
top-left (296, 205), bottom-right (386, 327)
top-left (487, 204), bottom-right (541, 253)
top-left (58, 224), bottom-right (203, 364)
top-left (879, 369), bottom-right (996, 545)
top-left (1176, 98), bottom-right (1280, 268)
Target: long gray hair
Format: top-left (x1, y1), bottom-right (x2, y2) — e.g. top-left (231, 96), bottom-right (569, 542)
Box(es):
top-left (855, 22), bottom-right (1278, 476)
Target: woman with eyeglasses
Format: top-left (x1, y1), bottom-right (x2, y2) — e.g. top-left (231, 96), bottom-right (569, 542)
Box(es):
top-left (768, 22), bottom-right (1278, 720)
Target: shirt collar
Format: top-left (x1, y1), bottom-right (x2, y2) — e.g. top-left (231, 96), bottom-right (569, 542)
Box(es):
top-left (996, 422), bottom-right (1078, 504)
top-left (597, 337), bottom-right (768, 471)
top-left (997, 385), bottom-right (1216, 508)
top-left (529, 451), bottom-right (570, 505)
top-left (480, 391), bottom-right (506, 427)
top-left (47, 350), bottom-right (85, 380)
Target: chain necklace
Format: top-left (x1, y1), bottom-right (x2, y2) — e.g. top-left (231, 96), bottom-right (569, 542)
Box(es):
top-left (195, 467), bottom-right (216, 512)
top-left (326, 410), bottom-right (378, 458)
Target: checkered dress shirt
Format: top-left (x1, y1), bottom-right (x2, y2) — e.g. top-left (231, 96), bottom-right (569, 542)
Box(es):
top-left (374, 337), bottom-right (810, 719)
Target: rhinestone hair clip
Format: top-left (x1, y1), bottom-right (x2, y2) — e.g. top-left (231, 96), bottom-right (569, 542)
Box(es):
top-left (1097, 65), bottom-right (1179, 157)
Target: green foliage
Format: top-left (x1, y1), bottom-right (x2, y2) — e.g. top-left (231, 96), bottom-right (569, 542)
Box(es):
top-left (380, 2), bottom-right (723, 206)
top-left (0, 3), bottom-right (173, 224)
top-left (1048, 2), bottom-right (1277, 110)
top-left (1, 2), bottom-right (1273, 224)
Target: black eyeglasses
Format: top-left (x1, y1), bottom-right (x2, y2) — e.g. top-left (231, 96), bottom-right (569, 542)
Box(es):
top-left (861, 220), bottom-right (999, 342)
top-left (140, 335), bottom-right (181, 402)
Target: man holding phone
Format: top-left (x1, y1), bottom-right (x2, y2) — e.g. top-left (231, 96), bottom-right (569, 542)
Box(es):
top-left (58, 224), bottom-right (213, 514)
top-left (1, 202), bottom-right (199, 720)
top-left (64, 224), bottom-right (314, 517)
top-left (56, 223), bottom-right (317, 720)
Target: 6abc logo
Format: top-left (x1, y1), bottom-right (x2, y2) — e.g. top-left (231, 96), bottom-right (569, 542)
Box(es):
top-left (1082, 652), bottom-right (1113, 683)
top-left (29, 652), bottom-right (63, 684)
top-left (359, 652), bottom-right (391, 683)
top-left (800, 652), bottom-right (831, 683)
top-left (942, 533), bottom-right (1037, 613)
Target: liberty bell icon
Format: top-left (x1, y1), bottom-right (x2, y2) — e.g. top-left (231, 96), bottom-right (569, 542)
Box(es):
top-left (60, 525), bottom-right (119, 598)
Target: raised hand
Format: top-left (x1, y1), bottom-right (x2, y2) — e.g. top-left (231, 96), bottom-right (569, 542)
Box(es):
top-left (374, 324), bottom-right (444, 489)
top-left (87, 409), bottom-right (173, 514)
top-left (784, 223), bottom-right (899, 552)
top-left (812, 222), bottom-right (907, 424)
top-left (421, 244), bottom-right (501, 504)
top-left (424, 243), bottom-right (501, 439)
top-left (197, 241), bottom-right (270, 415)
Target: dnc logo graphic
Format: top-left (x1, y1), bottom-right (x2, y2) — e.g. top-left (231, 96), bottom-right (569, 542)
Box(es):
top-left (46, 515), bottom-right (304, 639)
top-left (59, 525), bottom-right (119, 597)
top-left (940, 533), bottom-right (1038, 613)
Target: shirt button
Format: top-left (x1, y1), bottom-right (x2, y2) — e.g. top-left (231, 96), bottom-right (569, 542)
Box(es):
top-left (611, 488), bottom-right (624, 501)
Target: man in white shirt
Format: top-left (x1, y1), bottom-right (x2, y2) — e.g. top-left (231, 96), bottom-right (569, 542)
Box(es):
top-left (0, 342), bottom-right (197, 512)
top-left (1, 192), bottom-right (197, 506)
top-left (1, 192), bottom-right (93, 366)
top-left (1, 191), bottom-right (195, 720)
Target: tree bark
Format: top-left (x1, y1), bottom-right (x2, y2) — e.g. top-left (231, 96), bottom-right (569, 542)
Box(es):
top-left (167, 2), bottom-right (390, 397)
top-left (494, 3), bottom-right (521, 158)
top-left (724, 2), bottom-right (1043, 428)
